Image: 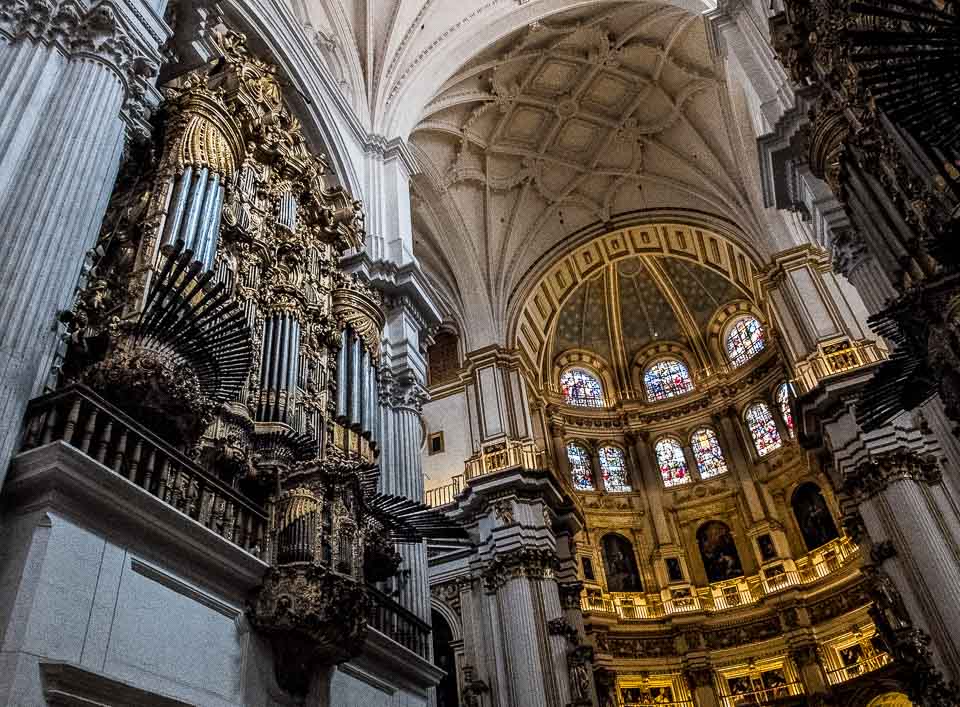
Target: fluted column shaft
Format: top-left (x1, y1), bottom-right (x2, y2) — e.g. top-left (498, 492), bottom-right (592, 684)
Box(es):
top-left (850, 454), bottom-right (960, 678)
top-left (498, 576), bottom-right (550, 706)
top-left (380, 397), bottom-right (430, 620)
top-left (0, 3), bottom-right (167, 478)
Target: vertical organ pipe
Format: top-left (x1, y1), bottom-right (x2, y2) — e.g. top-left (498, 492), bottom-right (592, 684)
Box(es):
top-left (179, 168), bottom-right (209, 254)
top-left (336, 330), bottom-right (348, 419)
top-left (161, 167), bottom-right (192, 247)
top-left (358, 348), bottom-right (368, 432)
top-left (259, 317), bottom-right (274, 420)
top-left (349, 334), bottom-right (361, 426)
top-left (193, 171), bottom-right (219, 255)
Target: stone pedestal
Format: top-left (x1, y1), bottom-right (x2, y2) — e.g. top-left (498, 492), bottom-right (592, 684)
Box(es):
top-left (0, 0), bottom-right (168, 477)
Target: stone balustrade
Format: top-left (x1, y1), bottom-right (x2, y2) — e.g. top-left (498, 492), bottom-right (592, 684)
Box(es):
top-left (19, 385), bottom-right (267, 554)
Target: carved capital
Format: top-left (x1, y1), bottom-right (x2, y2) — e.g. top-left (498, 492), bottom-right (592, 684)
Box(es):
top-left (481, 546), bottom-right (559, 592)
top-left (843, 448), bottom-right (941, 500)
top-left (0, 0), bottom-right (160, 128)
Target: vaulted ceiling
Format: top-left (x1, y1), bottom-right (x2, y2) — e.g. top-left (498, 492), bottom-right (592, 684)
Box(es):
top-left (406, 3), bottom-right (761, 343)
top-left (293, 0), bottom-right (767, 345)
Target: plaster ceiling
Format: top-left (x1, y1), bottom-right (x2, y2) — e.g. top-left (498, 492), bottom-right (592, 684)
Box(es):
top-left (405, 2), bottom-right (761, 344)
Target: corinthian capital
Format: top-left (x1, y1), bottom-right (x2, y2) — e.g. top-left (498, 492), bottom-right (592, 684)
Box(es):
top-left (1, 0), bottom-right (164, 128)
top-left (843, 448), bottom-right (941, 500)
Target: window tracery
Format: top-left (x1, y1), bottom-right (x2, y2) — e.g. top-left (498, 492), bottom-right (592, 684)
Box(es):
top-left (691, 427), bottom-right (728, 479)
top-left (643, 358), bottom-right (694, 401)
top-left (598, 446), bottom-right (631, 492)
top-left (567, 443), bottom-right (595, 491)
top-left (725, 316), bottom-right (765, 367)
top-left (560, 368), bottom-right (604, 407)
top-left (655, 437), bottom-right (690, 487)
top-left (745, 403), bottom-right (782, 456)
top-left (776, 382), bottom-right (794, 437)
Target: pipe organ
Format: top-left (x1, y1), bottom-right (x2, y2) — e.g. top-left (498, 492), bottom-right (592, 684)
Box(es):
top-left (56, 28), bottom-right (465, 695)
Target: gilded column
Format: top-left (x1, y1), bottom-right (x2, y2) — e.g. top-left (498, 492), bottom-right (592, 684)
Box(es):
top-left (0, 0), bottom-right (167, 475)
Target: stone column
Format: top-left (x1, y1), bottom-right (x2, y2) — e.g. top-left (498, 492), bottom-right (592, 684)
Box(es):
top-left (0, 0), bottom-right (168, 477)
top-left (789, 643), bottom-right (830, 698)
top-left (844, 450), bottom-right (960, 677)
top-left (632, 433), bottom-right (672, 544)
top-left (379, 372), bottom-right (431, 620)
top-left (684, 666), bottom-right (720, 707)
top-left (715, 411), bottom-right (767, 523)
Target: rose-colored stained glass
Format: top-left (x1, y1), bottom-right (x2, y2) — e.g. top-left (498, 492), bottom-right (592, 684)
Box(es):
top-left (655, 437), bottom-right (690, 487)
top-left (560, 368), bottom-right (604, 407)
top-left (691, 427), bottom-right (728, 479)
top-left (644, 358), bottom-right (694, 401)
top-left (745, 402), bottom-right (783, 456)
top-left (726, 316), bottom-right (765, 367)
top-left (567, 443), bottom-right (595, 491)
top-left (599, 446), bottom-right (631, 492)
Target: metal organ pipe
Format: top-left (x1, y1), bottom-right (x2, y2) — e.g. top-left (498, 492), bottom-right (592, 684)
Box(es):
top-left (336, 329), bottom-right (348, 419)
top-left (161, 166), bottom-right (192, 247)
top-left (349, 333), bottom-right (361, 426)
top-left (179, 168), bottom-right (209, 254)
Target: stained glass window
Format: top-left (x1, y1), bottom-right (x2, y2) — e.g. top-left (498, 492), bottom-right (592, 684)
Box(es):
top-left (599, 446), bottom-right (631, 492)
top-left (655, 437), bottom-right (690, 487)
top-left (567, 443), bottom-right (595, 491)
top-left (560, 368), bottom-right (604, 407)
top-left (776, 382), bottom-right (794, 438)
top-left (691, 427), bottom-right (728, 479)
top-left (643, 358), bottom-right (694, 401)
top-left (745, 402), bottom-right (783, 456)
top-left (725, 316), bottom-right (765, 367)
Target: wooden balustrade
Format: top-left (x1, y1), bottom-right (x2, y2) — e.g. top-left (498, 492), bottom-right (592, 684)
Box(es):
top-left (19, 385), bottom-right (267, 555)
top-left (367, 584), bottom-right (431, 658)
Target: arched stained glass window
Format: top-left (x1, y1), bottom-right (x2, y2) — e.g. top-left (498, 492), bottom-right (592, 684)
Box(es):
top-left (655, 437), bottom-right (690, 487)
top-left (776, 382), bottom-right (795, 437)
top-left (560, 368), bottom-right (604, 407)
top-left (691, 427), bottom-right (728, 479)
top-left (643, 358), bottom-right (694, 401)
top-left (745, 402), bottom-right (782, 456)
top-left (567, 443), bottom-right (595, 491)
top-left (599, 446), bottom-right (631, 492)
top-left (725, 316), bottom-right (765, 367)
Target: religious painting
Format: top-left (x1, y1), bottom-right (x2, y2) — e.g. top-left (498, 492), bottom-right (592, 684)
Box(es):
top-left (601, 533), bottom-right (642, 592)
top-left (665, 557), bottom-right (684, 583)
top-left (792, 482), bottom-right (840, 551)
top-left (697, 521), bottom-right (744, 583)
top-left (582, 556), bottom-right (595, 581)
top-left (757, 533), bottom-right (778, 561)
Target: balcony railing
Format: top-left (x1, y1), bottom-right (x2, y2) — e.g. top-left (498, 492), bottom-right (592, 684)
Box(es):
top-left (367, 585), bottom-right (431, 658)
top-left (793, 340), bottom-right (885, 395)
top-left (425, 474), bottom-right (465, 507)
top-left (826, 653), bottom-right (893, 685)
top-left (464, 441), bottom-right (545, 481)
top-left (622, 701), bottom-right (694, 707)
top-left (19, 385), bottom-right (266, 554)
top-left (720, 683), bottom-right (801, 706)
top-left (582, 537), bottom-right (860, 622)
